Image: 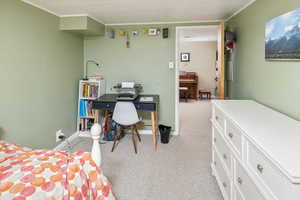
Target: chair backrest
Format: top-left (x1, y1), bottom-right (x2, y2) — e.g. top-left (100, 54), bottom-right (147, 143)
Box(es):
top-left (112, 101), bottom-right (140, 126)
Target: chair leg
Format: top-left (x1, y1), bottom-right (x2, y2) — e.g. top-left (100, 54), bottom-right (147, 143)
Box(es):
top-left (111, 128), bottom-right (121, 152)
top-left (111, 136), bottom-right (118, 152)
top-left (131, 126), bottom-right (138, 154)
top-left (134, 125), bottom-right (141, 142)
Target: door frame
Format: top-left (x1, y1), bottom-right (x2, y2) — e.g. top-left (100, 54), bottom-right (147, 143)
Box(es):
top-left (174, 22), bottom-right (225, 136)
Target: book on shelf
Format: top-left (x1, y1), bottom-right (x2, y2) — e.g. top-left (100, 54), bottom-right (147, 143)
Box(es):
top-left (79, 100), bottom-right (95, 117)
top-left (78, 79), bottom-right (105, 133)
top-left (82, 83), bottom-right (99, 98)
top-left (88, 75), bottom-right (104, 81)
top-left (79, 118), bottom-right (94, 131)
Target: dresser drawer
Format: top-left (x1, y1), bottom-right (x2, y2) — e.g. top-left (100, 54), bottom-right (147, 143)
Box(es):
top-left (235, 160), bottom-right (266, 200)
top-left (247, 142), bottom-right (300, 200)
top-left (214, 106), bottom-right (225, 130)
top-left (226, 119), bottom-right (243, 157)
top-left (213, 149), bottom-right (231, 200)
top-left (213, 126), bottom-right (231, 173)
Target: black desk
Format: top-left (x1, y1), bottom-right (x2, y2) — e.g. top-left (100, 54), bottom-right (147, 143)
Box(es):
top-left (92, 94), bottom-right (159, 151)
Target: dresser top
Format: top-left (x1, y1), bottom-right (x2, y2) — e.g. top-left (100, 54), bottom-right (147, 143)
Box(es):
top-left (213, 100), bottom-right (300, 183)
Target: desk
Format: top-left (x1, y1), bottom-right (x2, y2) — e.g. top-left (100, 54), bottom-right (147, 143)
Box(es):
top-left (92, 94), bottom-right (160, 151)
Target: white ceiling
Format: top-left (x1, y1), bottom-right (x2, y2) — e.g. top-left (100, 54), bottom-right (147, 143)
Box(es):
top-left (180, 26), bottom-right (219, 42)
top-left (22, 0), bottom-right (255, 24)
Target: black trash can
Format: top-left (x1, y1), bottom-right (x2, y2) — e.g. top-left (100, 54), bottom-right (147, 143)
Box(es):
top-left (159, 125), bottom-right (172, 144)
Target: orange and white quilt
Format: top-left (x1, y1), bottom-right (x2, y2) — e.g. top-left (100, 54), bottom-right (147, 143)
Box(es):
top-left (0, 141), bottom-right (115, 200)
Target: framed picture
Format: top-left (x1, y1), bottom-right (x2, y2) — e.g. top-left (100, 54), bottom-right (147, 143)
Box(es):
top-left (148, 28), bottom-right (157, 36)
top-left (181, 53), bottom-right (190, 62)
top-left (265, 8), bottom-right (300, 60)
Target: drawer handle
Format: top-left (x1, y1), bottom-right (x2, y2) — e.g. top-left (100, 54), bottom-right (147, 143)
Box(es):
top-left (214, 138), bottom-right (217, 143)
top-left (222, 182), bottom-right (227, 188)
top-left (257, 164), bottom-right (264, 173)
top-left (223, 154), bottom-right (227, 160)
top-left (214, 161), bottom-right (217, 166)
top-left (228, 133), bottom-right (234, 138)
top-left (106, 104), bottom-right (110, 107)
top-left (215, 116), bottom-right (219, 121)
top-left (237, 177), bottom-right (243, 185)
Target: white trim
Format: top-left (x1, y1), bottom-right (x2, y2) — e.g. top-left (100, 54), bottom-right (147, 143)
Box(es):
top-left (175, 25), bottom-right (219, 30)
top-left (54, 129), bottom-right (178, 151)
top-left (78, 129), bottom-right (176, 136)
top-left (20, 1), bottom-right (221, 26)
top-left (226, 0), bottom-right (257, 21)
top-left (175, 25), bottom-right (220, 136)
top-left (60, 14), bottom-right (89, 17)
top-left (60, 14), bottom-right (105, 25)
top-left (54, 131), bottom-right (80, 150)
top-left (138, 130), bottom-right (153, 135)
top-left (138, 130), bottom-right (178, 135)
top-left (86, 15), bottom-right (105, 25)
top-left (21, 0), bottom-right (256, 25)
top-left (175, 27), bottom-right (180, 136)
top-left (21, 1), bottom-right (105, 24)
top-left (21, 0), bottom-right (59, 16)
top-left (106, 20), bottom-right (221, 26)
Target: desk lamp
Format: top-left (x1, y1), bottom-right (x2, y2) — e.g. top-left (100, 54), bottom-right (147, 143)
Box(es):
top-left (84, 60), bottom-right (102, 80)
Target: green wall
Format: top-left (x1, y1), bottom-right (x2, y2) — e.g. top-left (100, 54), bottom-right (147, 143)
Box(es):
top-left (227, 0), bottom-right (300, 120)
top-left (84, 23), bottom-right (218, 129)
top-left (0, 0), bottom-right (84, 148)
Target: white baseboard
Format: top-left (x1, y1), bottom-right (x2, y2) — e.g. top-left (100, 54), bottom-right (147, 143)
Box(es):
top-left (54, 131), bottom-right (80, 151)
top-left (129, 129), bottom-right (177, 136)
top-left (138, 129), bottom-right (153, 135)
top-left (54, 129), bottom-right (177, 150)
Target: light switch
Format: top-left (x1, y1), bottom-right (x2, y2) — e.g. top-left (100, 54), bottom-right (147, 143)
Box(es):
top-left (169, 62), bottom-right (174, 69)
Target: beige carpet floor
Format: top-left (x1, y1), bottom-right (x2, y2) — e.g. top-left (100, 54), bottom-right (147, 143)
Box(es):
top-left (65, 100), bottom-right (222, 200)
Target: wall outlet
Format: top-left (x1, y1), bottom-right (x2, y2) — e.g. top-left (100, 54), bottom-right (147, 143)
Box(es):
top-left (169, 62), bottom-right (174, 69)
top-left (56, 129), bottom-right (65, 142)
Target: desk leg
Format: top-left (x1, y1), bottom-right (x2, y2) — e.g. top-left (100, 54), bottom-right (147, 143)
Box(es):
top-left (95, 110), bottom-right (101, 124)
top-left (151, 111), bottom-right (158, 152)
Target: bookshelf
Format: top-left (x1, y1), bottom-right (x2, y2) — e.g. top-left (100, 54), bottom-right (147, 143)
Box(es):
top-left (77, 79), bottom-right (105, 136)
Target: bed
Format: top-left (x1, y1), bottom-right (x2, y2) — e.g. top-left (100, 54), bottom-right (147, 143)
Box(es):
top-left (0, 124), bottom-right (115, 200)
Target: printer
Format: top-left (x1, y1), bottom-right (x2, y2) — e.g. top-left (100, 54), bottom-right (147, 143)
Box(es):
top-left (114, 82), bottom-right (143, 101)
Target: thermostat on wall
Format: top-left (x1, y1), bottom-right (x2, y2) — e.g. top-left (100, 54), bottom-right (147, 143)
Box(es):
top-left (169, 62), bottom-right (174, 69)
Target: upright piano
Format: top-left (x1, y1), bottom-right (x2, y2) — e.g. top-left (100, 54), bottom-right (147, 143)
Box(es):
top-left (179, 72), bottom-right (198, 100)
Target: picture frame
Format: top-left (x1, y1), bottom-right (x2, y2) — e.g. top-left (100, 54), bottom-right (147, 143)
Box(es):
top-left (181, 53), bottom-right (190, 62)
top-left (148, 28), bottom-right (157, 36)
top-left (265, 8), bottom-right (300, 60)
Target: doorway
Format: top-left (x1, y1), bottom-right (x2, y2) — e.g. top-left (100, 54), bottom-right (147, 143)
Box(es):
top-left (175, 22), bottom-right (225, 135)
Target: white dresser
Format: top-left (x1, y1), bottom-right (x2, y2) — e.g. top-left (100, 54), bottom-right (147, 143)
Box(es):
top-left (211, 100), bottom-right (300, 200)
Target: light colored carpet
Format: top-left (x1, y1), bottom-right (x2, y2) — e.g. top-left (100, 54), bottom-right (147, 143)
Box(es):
top-left (65, 100), bottom-right (222, 200)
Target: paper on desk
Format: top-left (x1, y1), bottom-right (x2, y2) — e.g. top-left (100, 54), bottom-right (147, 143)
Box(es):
top-left (140, 97), bottom-right (153, 102)
top-left (121, 82), bottom-right (135, 88)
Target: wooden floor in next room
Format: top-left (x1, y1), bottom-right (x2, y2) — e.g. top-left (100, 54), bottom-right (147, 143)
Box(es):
top-left (65, 100), bottom-right (222, 200)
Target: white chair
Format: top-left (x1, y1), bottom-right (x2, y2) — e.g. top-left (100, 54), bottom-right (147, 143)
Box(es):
top-left (111, 101), bottom-right (141, 154)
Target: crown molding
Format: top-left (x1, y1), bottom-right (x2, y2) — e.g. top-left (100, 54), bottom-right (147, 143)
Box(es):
top-left (60, 14), bottom-right (105, 25)
top-left (21, 0), bottom-right (59, 16)
top-left (105, 20), bottom-right (222, 26)
top-left (226, 0), bottom-right (257, 21)
top-left (22, 0), bottom-right (254, 26)
top-left (21, 1), bottom-right (105, 24)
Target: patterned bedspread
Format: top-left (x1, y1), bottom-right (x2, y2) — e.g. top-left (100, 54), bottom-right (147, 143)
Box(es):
top-left (0, 141), bottom-right (115, 200)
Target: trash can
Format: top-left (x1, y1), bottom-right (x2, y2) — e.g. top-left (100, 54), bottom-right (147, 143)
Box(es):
top-left (159, 125), bottom-right (172, 144)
